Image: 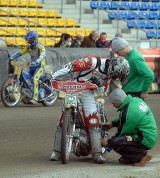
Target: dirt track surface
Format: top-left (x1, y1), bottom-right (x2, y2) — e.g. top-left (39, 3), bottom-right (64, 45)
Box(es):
top-left (0, 94), bottom-right (160, 178)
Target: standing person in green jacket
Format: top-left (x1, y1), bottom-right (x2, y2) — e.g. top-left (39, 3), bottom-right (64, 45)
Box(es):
top-left (111, 37), bottom-right (154, 100)
top-left (103, 88), bottom-right (158, 166)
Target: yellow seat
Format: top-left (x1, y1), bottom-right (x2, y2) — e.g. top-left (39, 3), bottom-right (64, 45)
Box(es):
top-left (0, 8), bottom-right (9, 16)
top-left (18, 18), bottom-right (28, 26)
top-left (45, 38), bottom-right (56, 47)
top-left (47, 9), bottom-right (61, 18)
top-left (38, 18), bottom-right (47, 26)
top-left (8, 17), bottom-right (18, 26)
top-left (15, 37), bottom-right (27, 46)
top-left (28, 0), bottom-right (42, 8)
top-left (46, 28), bottom-right (56, 37)
top-left (38, 9), bottom-right (47, 17)
top-left (57, 18), bottom-right (67, 27)
top-left (36, 27), bottom-right (46, 36)
top-left (19, 8), bottom-right (28, 16)
top-left (9, 0), bottom-right (19, 6)
top-left (75, 28), bottom-right (85, 36)
top-left (85, 28), bottom-right (93, 36)
top-left (0, 18), bottom-right (9, 26)
top-left (47, 19), bottom-right (57, 27)
top-left (28, 18), bottom-right (38, 26)
top-left (56, 28), bottom-right (65, 37)
top-left (19, 0), bottom-right (29, 7)
top-left (65, 28), bottom-right (76, 36)
top-left (5, 37), bottom-right (16, 46)
top-left (10, 8), bottom-right (19, 16)
top-left (6, 27), bottom-right (17, 36)
top-left (16, 27), bottom-right (27, 36)
top-left (0, 0), bottom-right (9, 6)
top-left (38, 37), bottom-right (46, 45)
top-left (0, 28), bottom-right (8, 36)
top-left (28, 9), bottom-right (38, 17)
top-left (66, 18), bottom-right (80, 27)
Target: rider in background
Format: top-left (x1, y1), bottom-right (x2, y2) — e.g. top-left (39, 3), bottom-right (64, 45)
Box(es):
top-left (49, 56), bottom-right (129, 164)
top-left (9, 31), bottom-right (46, 103)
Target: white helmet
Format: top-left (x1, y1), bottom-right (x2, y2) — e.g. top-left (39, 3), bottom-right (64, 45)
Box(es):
top-left (107, 56), bottom-right (130, 82)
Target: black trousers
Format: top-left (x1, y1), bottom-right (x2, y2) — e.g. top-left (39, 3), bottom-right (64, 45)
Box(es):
top-left (126, 92), bottom-right (141, 98)
top-left (108, 136), bottom-right (150, 163)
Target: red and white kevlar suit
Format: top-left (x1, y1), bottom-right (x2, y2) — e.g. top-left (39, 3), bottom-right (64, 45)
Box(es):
top-left (52, 56), bottom-right (110, 159)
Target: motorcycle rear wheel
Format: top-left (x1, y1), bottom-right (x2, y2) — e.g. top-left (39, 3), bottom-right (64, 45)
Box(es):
top-left (1, 76), bottom-right (21, 107)
top-left (61, 108), bottom-right (75, 164)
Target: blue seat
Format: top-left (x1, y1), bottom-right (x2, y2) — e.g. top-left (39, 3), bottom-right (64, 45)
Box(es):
top-left (142, 0), bottom-right (150, 1)
top-left (108, 11), bottom-right (118, 20)
top-left (127, 12), bottom-right (138, 19)
top-left (118, 11), bottom-right (128, 19)
top-left (146, 30), bottom-right (156, 38)
top-left (146, 21), bottom-right (157, 29)
top-left (140, 2), bottom-right (151, 11)
top-left (150, 3), bottom-right (160, 11)
top-left (90, 1), bottom-right (99, 9)
top-left (157, 21), bottom-right (160, 29)
top-left (109, 2), bottom-right (119, 10)
top-left (148, 11), bottom-right (159, 19)
top-left (130, 2), bottom-right (140, 10)
top-left (156, 30), bottom-right (160, 38)
top-left (120, 2), bottom-right (131, 10)
top-left (127, 20), bottom-right (137, 28)
top-left (151, 0), bottom-right (160, 2)
top-left (137, 20), bottom-right (147, 28)
top-left (139, 12), bottom-right (149, 19)
top-left (100, 2), bottom-right (110, 9)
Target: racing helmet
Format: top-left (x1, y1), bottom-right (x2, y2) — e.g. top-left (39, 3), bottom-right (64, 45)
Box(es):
top-left (107, 56), bottom-right (130, 82)
top-left (25, 31), bottom-right (38, 49)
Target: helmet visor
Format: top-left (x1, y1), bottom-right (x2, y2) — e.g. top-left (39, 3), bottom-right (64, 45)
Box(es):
top-left (27, 39), bottom-right (35, 45)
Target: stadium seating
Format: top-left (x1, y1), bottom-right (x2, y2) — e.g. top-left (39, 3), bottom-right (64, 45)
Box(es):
top-left (90, 1), bottom-right (99, 9)
top-left (148, 11), bottom-right (159, 19)
top-left (127, 12), bottom-right (138, 19)
top-left (139, 2), bottom-right (151, 10)
top-left (139, 12), bottom-right (149, 19)
top-left (130, 2), bottom-right (141, 10)
top-left (120, 2), bottom-right (131, 10)
top-left (100, 2), bottom-right (110, 10)
top-left (109, 2), bottom-right (119, 10)
top-left (108, 11), bottom-right (118, 20)
top-left (118, 11), bottom-right (128, 19)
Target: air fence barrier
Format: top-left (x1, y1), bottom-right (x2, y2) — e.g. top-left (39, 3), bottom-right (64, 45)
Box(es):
top-left (0, 47), bottom-right (160, 101)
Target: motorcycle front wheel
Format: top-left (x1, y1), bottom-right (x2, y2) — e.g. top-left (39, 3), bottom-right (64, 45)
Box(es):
top-left (1, 76), bottom-right (21, 107)
top-left (61, 108), bottom-right (75, 164)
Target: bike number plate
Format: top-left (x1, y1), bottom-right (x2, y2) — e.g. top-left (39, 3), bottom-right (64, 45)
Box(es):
top-left (65, 94), bottom-right (77, 107)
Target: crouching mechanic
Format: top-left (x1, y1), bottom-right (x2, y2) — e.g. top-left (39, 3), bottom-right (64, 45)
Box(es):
top-left (103, 88), bottom-right (158, 166)
top-left (49, 56), bottom-right (129, 164)
top-left (9, 31), bottom-right (46, 102)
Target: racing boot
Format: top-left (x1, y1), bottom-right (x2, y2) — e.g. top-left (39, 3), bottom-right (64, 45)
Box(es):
top-left (89, 127), bottom-right (106, 164)
top-left (50, 125), bottom-right (62, 161)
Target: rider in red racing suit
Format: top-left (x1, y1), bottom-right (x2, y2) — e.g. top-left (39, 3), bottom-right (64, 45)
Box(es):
top-left (50, 56), bottom-right (129, 164)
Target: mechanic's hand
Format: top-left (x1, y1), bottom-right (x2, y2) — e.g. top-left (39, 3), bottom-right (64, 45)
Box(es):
top-left (140, 93), bottom-right (148, 100)
top-left (102, 122), bottom-right (113, 131)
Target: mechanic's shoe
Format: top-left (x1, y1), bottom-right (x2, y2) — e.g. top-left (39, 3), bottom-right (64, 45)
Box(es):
top-left (118, 157), bottom-right (133, 165)
top-left (50, 151), bottom-right (61, 161)
top-left (93, 154), bottom-right (106, 164)
top-left (133, 152), bottom-right (152, 166)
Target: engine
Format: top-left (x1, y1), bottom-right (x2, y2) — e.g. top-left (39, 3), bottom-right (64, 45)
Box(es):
top-left (73, 128), bottom-right (90, 157)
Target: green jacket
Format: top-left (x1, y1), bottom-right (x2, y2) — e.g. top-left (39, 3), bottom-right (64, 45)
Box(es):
top-left (122, 48), bottom-right (154, 93)
top-left (112, 95), bottom-right (158, 148)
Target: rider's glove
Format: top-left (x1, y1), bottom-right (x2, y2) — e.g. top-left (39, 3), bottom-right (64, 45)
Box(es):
top-left (30, 61), bottom-right (40, 66)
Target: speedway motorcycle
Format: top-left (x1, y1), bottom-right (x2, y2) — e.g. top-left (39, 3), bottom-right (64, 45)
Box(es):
top-left (1, 60), bottom-right (59, 107)
top-left (52, 80), bottom-right (109, 164)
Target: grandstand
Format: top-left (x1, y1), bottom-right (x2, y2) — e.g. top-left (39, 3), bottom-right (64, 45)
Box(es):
top-left (0, 0), bottom-right (160, 48)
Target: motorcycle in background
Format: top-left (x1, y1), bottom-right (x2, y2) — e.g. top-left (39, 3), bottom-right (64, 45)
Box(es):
top-left (52, 80), bottom-right (109, 164)
top-left (1, 60), bottom-right (59, 107)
